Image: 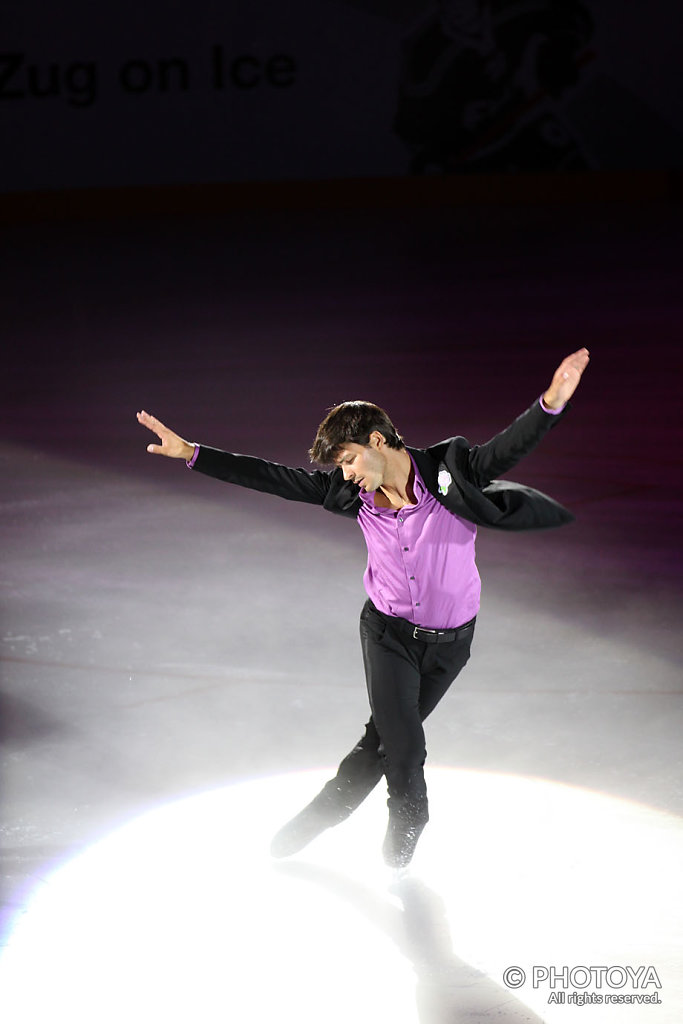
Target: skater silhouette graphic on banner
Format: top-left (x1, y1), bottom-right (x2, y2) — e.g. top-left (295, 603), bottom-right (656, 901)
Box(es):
top-left (394, 0), bottom-right (595, 173)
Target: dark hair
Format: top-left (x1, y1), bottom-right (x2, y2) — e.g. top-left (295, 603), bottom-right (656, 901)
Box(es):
top-left (309, 400), bottom-right (404, 464)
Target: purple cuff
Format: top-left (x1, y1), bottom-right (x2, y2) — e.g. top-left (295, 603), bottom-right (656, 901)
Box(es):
top-left (539, 395), bottom-right (565, 415)
top-left (186, 444), bottom-right (200, 468)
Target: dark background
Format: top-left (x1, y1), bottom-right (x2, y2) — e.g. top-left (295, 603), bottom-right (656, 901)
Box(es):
top-left (1, 4), bottom-right (682, 1014)
top-left (2, 0), bottom-right (682, 190)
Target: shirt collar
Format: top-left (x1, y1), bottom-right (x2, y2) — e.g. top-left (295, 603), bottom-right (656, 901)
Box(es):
top-left (359, 452), bottom-right (426, 512)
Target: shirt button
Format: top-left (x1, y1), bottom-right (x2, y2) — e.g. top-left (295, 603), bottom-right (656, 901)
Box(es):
top-left (416, 602), bottom-right (421, 607)
top-left (410, 576), bottom-right (415, 580)
top-left (398, 517), bottom-right (404, 523)
top-left (403, 546), bottom-right (409, 551)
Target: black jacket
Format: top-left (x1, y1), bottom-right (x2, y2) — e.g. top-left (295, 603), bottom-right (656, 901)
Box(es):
top-left (191, 398), bottom-right (573, 531)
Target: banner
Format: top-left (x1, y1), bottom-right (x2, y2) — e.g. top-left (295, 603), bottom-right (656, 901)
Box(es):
top-left (2, 0), bottom-right (682, 191)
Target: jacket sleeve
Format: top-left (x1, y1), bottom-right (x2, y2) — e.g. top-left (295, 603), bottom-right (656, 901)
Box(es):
top-left (190, 445), bottom-right (333, 505)
top-left (466, 398), bottom-right (569, 487)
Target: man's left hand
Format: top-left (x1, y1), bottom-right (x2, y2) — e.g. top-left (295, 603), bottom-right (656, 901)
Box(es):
top-left (543, 347), bottom-right (590, 409)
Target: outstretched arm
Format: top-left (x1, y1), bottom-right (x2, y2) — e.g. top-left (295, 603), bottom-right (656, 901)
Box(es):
top-left (467, 347), bottom-right (590, 484)
top-left (136, 410), bottom-right (195, 461)
top-left (136, 409), bottom-right (336, 507)
top-left (542, 347), bottom-right (590, 410)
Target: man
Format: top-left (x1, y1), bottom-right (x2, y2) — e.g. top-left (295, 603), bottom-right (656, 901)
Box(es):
top-left (137, 347), bottom-right (589, 868)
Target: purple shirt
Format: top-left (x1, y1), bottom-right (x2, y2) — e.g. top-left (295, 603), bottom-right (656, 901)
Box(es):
top-left (357, 455), bottom-right (480, 630)
top-left (188, 396), bottom-right (565, 629)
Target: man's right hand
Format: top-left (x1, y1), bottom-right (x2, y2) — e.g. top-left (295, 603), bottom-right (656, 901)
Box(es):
top-left (136, 410), bottom-right (195, 460)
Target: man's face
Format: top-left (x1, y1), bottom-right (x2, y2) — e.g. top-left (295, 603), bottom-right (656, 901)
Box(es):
top-left (335, 436), bottom-right (387, 493)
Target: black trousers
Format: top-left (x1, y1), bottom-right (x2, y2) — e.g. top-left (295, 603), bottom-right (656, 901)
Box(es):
top-left (315, 599), bottom-right (476, 826)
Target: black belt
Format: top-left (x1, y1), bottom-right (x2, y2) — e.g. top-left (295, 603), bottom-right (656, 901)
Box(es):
top-left (367, 601), bottom-right (475, 645)
top-left (409, 618), bottom-right (475, 644)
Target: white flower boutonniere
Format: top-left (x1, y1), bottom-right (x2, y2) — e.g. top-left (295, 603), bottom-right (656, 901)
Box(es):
top-left (437, 470), bottom-right (452, 496)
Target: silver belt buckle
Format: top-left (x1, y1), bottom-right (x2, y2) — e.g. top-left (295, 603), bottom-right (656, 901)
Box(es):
top-left (414, 625), bottom-right (438, 639)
